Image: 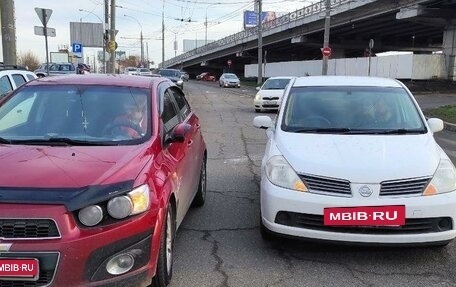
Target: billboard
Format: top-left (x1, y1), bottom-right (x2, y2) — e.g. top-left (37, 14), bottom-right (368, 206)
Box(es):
top-left (243, 11), bottom-right (278, 28)
top-left (70, 22), bottom-right (103, 48)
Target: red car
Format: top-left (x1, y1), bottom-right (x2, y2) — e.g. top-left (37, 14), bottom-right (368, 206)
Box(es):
top-left (0, 75), bottom-right (207, 286)
top-left (196, 72), bottom-right (216, 82)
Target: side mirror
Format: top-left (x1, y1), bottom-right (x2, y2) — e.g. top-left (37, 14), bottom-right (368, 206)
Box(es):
top-left (166, 123), bottom-right (191, 144)
top-left (256, 86), bottom-right (261, 91)
top-left (253, 116), bottom-right (273, 129)
top-left (427, 118), bottom-right (444, 133)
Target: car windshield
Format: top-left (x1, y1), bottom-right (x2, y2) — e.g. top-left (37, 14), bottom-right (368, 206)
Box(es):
top-left (159, 69), bottom-right (180, 77)
top-left (126, 67), bottom-right (136, 71)
top-left (224, 74), bottom-right (238, 79)
top-left (0, 85), bottom-right (151, 145)
top-left (262, 79), bottom-right (291, 90)
top-left (139, 68), bottom-right (149, 72)
top-left (281, 86), bottom-right (426, 133)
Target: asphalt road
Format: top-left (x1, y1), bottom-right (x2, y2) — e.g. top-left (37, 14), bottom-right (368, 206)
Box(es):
top-left (168, 80), bottom-right (456, 287)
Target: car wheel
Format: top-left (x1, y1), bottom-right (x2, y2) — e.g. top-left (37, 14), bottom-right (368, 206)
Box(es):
top-left (192, 157), bottom-right (207, 207)
top-left (151, 204), bottom-right (175, 287)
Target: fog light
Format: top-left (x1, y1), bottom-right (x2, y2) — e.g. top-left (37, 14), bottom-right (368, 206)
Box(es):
top-left (106, 253), bottom-right (135, 275)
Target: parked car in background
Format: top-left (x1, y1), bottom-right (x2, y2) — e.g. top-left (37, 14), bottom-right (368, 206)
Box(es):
top-left (181, 71), bottom-right (189, 81)
top-left (124, 66), bottom-right (138, 75)
top-left (34, 62), bottom-right (77, 77)
top-left (254, 75), bottom-right (456, 246)
top-left (254, 76), bottom-right (294, 112)
top-left (77, 63), bottom-right (91, 74)
top-left (157, 68), bottom-right (184, 89)
top-left (196, 72), bottom-right (216, 82)
top-left (0, 74), bottom-right (207, 286)
top-left (137, 67), bottom-right (152, 76)
top-left (0, 65), bottom-right (37, 98)
top-left (219, 73), bottom-right (241, 88)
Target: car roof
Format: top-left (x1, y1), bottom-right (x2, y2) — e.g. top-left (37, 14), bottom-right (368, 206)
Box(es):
top-left (265, 76), bottom-right (294, 80)
top-left (25, 74), bottom-right (164, 88)
top-left (292, 76), bottom-right (402, 88)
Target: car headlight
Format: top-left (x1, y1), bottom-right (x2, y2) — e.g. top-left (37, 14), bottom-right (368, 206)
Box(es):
top-left (265, 155), bottom-right (307, 192)
top-left (177, 80), bottom-right (183, 85)
top-left (254, 94), bottom-right (261, 100)
top-left (423, 159), bottom-right (456, 195)
top-left (108, 185), bottom-right (150, 218)
top-left (78, 205), bottom-right (103, 226)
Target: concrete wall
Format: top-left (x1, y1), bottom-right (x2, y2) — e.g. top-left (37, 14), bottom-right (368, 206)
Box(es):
top-left (245, 54), bottom-right (447, 80)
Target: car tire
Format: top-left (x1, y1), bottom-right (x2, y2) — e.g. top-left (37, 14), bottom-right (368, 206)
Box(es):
top-left (192, 157), bottom-right (207, 207)
top-left (151, 204), bottom-right (175, 287)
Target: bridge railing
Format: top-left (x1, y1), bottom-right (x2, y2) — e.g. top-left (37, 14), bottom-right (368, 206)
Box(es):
top-left (163, 0), bottom-right (351, 68)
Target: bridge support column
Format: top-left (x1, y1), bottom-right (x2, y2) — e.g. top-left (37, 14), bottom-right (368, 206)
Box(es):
top-left (443, 21), bottom-right (456, 80)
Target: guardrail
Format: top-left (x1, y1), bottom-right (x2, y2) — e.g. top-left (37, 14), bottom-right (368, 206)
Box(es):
top-left (163, 0), bottom-right (351, 67)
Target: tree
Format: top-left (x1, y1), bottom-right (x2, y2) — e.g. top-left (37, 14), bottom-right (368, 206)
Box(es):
top-left (118, 55), bottom-right (140, 68)
top-left (18, 51), bottom-right (40, 71)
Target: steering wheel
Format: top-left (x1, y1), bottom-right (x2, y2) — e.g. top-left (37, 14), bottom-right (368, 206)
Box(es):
top-left (303, 115), bottom-right (331, 127)
top-left (102, 118), bottom-right (143, 138)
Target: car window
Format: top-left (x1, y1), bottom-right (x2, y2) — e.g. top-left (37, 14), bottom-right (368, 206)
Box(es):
top-left (162, 91), bottom-right (180, 132)
top-left (49, 64), bottom-right (59, 71)
top-left (0, 85), bottom-right (151, 144)
top-left (26, 74), bottom-right (36, 81)
top-left (0, 75), bottom-right (13, 96)
top-left (12, 74), bottom-right (26, 87)
top-left (282, 86), bottom-right (425, 132)
top-left (170, 87), bottom-right (191, 120)
top-left (262, 79), bottom-right (290, 90)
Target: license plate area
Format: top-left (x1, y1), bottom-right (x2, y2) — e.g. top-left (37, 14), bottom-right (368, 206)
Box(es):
top-left (263, 100), bottom-right (277, 105)
top-left (0, 258), bottom-right (39, 281)
top-left (324, 205), bottom-right (405, 226)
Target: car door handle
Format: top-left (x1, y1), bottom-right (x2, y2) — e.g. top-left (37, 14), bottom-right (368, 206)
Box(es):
top-left (187, 140), bottom-right (193, 147)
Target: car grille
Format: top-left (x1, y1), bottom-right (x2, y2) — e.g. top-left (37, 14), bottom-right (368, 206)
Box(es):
top-left (0, 219), bottom-right (60, 239)
top-left (0, 252), bottom-right (59, 287)
top-left (299, 174), bottom-right (351, 196)
top-left (275, 212), bottom-right (453, 234)
top-left (262, 97), bottom-right (279, 100)
top-left (380, 177), bottom-right (431, 196)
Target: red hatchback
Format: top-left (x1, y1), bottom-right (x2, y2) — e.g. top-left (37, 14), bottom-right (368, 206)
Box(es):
top-left (0, 75), bottom-right (207, 286)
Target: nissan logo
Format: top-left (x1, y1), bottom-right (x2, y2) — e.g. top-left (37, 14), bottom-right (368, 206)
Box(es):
top-left (359, 185), bottom-right (373, 197)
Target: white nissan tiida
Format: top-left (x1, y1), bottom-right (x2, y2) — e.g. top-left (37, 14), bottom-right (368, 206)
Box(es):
top-left (253, 76), bottom-right (456, 246)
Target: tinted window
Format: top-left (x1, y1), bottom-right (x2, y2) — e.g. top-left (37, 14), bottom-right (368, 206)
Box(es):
top-left (162, 91), bottom-right (179, 132)
top-left (0, 76), bottom-right (13, 96)
top-left (262, 79), bottom-right (291, 90)
top-left (170, 88), bottom-right (190, 119)
top-left (12, 74), bottom-right (26, 87)
top-left (26, 74), bottom-right (36, 81)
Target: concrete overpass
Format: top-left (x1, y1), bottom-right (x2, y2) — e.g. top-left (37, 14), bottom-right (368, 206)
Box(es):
top-left (162, 0), bottom-right (456, 80)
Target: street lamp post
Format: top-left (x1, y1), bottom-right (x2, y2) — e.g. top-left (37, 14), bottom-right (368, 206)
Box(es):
top-left (79, 9), bottom-right (106, 73)
top-left (205, 3), bottom-right (220, 45)
top-left (124, 14), bottom-right (144, 67)
top-left (321, 0), bottom-right (331, 75)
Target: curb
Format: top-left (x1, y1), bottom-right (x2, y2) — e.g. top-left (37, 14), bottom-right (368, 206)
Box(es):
top-left (444, 121), bottom-right (456, 132)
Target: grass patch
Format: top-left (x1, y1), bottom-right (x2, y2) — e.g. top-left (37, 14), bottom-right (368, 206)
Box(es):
top-left (424, 105), bottom-right (456, 124)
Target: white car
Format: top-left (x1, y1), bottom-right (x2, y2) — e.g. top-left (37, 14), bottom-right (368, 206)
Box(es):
top-left (254, 75), bottom-right (456, 246)
top-left (0, 66), bottom-right (37, 98)
top-left (219, 73), bottom-right (240, 88)
top-left (124, 67), bottom-right (138, 75)
top-left (254, 76), bottom-right (294, 112)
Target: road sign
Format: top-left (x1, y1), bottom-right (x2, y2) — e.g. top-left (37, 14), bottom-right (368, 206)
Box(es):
top-left (108, 41), bottom-right (117, 52)
top-left (321, 47), bottom-right (332, 57)
top-left (34, 26), bottom-right (56, 37)
top-left (227, 59), bottom-right (232, 66)
top-left (72, 43), bottom-right (83, 53)
top-left (34, 8), bottom-right (52, 26)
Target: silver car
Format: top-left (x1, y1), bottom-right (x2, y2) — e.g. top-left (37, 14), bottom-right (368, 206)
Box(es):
top-left (34, 62), bottom-right (77, 77)
top-left (219, 73), bottom-right (240, 88)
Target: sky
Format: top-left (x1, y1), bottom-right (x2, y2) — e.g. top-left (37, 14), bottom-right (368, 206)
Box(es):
top-left (6, 0), bottom-right (319, 68)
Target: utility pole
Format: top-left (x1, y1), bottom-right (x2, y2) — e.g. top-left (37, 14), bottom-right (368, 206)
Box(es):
top-left (0, 0), bottom-right (17, 65)
top-left (257, 0), bottom-right (263, 85)
top-left (322, 0), bottom-right (331, 75)
top-left (104, 0), bottom-right (109, 73)
top-left (109, 0), bottom-right (116, 73)
top-left (140, 31), bottom-right (144, 66)
top-left (162, 0), bottom-right (165, 68)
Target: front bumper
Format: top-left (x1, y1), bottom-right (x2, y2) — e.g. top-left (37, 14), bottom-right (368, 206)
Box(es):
top-left (254, 99), bottom-right (280, 111)
top-left (223, 82), bottom-right (240, 87)
top-left (0, 203), bottom-right (157, 287)
top-left (261, 177), bottom-right (456, 244)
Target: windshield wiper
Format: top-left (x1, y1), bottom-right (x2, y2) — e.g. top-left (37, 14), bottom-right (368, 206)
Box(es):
top-left (374, 129), bottom-right (426, 134)
top-left (289, 128), bottom-right (352, 133)
top-left (11, 137), bottom-right (100, 146)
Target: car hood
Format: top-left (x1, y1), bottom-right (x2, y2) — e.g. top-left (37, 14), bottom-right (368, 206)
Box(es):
top-left (274, 132), bottom-right (441, 183)
top-left (0, 144), bottom-right (151, 188)
top-left (258, 89), bottom-right (285, 99)
top-left (163, 76), bottom-right (180, 82)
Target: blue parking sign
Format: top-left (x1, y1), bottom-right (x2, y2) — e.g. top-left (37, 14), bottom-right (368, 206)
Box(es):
top-left (72, 43), bottom-right (83, 53)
